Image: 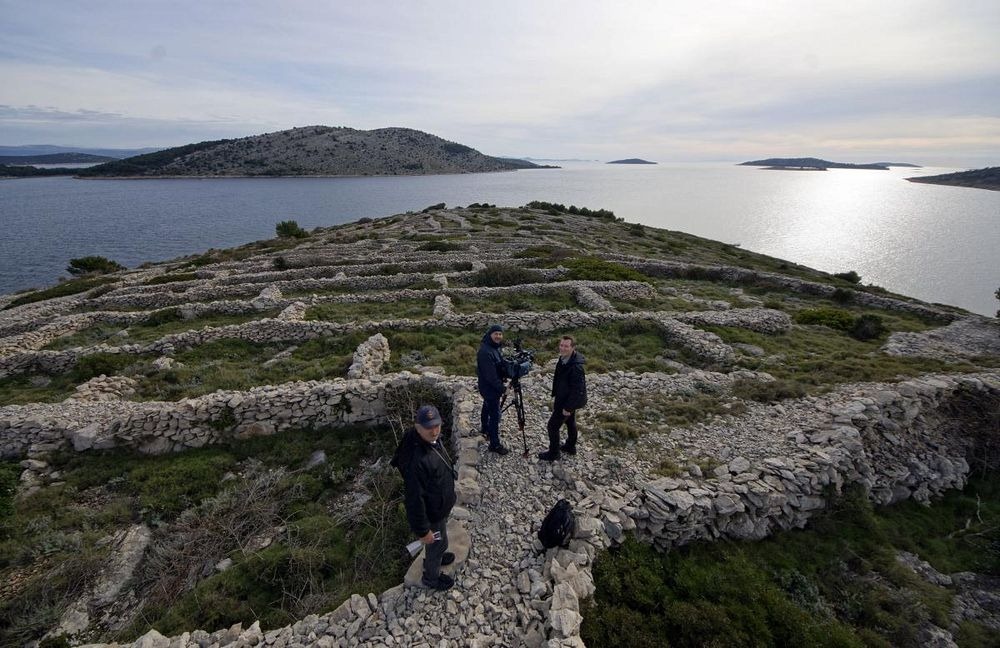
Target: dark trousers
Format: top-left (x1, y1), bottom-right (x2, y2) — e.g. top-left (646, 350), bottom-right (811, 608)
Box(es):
top-left (422, 516), bottom-right (450, 583)
top-left (481, 393), bottom-right (502, 448)
top-left (547, 407), bottom-right (577, 454)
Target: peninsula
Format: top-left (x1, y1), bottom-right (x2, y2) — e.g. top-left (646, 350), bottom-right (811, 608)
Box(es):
top-left (75, 126), bottom-right (547, 178)
top-left (906, 166), bottom-right (1000, 191)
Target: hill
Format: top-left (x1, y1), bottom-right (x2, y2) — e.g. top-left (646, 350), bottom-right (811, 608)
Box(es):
top-left (0, 205), bottom-right (998, 646)
top-left (740, 157), bottom-right (891, 170)
top-left (607, 158), bottom-right (657, 165)
top-left (77, 126), bottom-right (546, 178)
top-left (906, 166), bottom-right (1000, 191)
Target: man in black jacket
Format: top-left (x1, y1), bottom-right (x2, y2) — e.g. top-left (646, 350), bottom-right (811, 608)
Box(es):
top-left (538, 335), bottom-right (587, 462)
top-left (391, 405), bottom-right (458, 590)
top-left (476, 323), bottom-right (510, 455)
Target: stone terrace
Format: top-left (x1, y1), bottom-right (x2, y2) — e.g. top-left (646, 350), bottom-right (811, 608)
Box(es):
top-left (1, 205), bottom-right (998, 647)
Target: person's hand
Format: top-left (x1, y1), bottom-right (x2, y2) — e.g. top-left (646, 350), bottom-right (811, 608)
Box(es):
top-left (562, 409), bottom-right (572, 416)
top-left (420, 530), bottom-right (436, 544)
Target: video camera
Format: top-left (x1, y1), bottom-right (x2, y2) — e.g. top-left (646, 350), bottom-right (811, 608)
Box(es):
top-left (501, 339), bottom-right (535, 381)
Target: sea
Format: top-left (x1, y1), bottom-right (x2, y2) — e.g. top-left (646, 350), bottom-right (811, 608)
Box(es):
top-left (0, 163), bottom-right (997, 316)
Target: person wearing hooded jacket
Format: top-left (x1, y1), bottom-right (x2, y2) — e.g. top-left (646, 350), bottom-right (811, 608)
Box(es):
top-left (538, 335), bottom-right (587, 461)
top-left (476, 323), bottom-right (510, 454)
top-left (391, 405), bottom-right (458, 590)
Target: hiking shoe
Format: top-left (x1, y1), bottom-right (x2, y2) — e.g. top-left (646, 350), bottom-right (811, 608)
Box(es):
top-left (422, 572), bottom-right (454, 590)
top-left (537, 450), bottom-right (560, 462)
top-left (560, 444), bottom-right (576, 455)
top-left (489, 445), bottom-right (510, 455)
top-left (441, 552), bottom-right (456, 566)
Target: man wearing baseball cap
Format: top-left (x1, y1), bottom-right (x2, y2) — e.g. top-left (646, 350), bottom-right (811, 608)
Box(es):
top-left (390, 404), bottom-right (458, 590)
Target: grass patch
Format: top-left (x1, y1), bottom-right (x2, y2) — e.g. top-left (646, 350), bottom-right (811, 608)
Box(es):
top-left (0, 424), bottom-right (405, 644)
top-left (450, 291), bottom-right (578, 314)
top-left (583, 475), bottom-right (1000, 647)
top-left (3, 277), bottom-right (117, 310)
top-left (701, 324), bottom-right (981, 391)
top-left (458, 265), bottom-right (548, 287)
top-left (560, 257), bottom-right (652, 283)
top-left (593, 392), bottom-right (746, 442)
top-left (305, 299), bottom-right (432, 322)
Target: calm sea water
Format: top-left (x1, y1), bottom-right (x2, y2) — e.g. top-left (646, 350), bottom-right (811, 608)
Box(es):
top-left (0, 163), bottom-right (997, 316)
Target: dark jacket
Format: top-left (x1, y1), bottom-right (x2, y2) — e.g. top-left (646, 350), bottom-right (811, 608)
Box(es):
top-left (552, 351), bottom-right (587, 411)
top-left (391, 427), bottom-right (457, 537)
top-left (477, 333), bottom-right (505, 397)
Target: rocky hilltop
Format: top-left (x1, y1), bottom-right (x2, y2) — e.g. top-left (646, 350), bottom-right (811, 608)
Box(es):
top-left (1, 204), bottom-right (998, 646)
top-left (77, 126), bottom-right (546, 177)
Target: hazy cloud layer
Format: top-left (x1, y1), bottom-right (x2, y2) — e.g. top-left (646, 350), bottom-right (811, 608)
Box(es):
top-left (1, 0), bottom-right (997, 165)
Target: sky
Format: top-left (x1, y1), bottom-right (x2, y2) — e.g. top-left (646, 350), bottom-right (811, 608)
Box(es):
top-left (1, 0), bottom-right (998, 166)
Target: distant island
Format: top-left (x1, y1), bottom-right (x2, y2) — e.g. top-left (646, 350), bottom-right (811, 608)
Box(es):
top-left (906, 166), bottom-right (1000, 192)
top-left (69, 126), bottom-right (549, 178)
top-left (0, 152), bottom-right (115, 165)
top-left (740, 157), bottom-right (902, 170)
top-left (607, 158), bottom-right (656, 165)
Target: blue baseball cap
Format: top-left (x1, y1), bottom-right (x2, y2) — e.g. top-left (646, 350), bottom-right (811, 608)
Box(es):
top-left (415, 405), bottom-right (443, 428)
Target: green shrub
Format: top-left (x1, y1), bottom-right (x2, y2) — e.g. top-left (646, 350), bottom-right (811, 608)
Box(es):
top-left (70, 352), bottom-right (136, 381)
top-left (464, 265), bottom-right (545, 287)
top-left (67, 255), bottom-right (125, 276)
top-left (141, 307), bottom-right (183, 327)
top-left (421, 202), bottom-right (446, 212)
top-left (143, 272), bottom-right (198, 286)
top-left (849, 314), bottom-right (886, 341)
top-left (417, 239), bottom-right (462, 252)
top-left (275, 220), bottom-right (308, 239)
top-left (832, 287), bottom-right (855, 304)
top-left (731, 378), bottom-right (807, 402)
top-left (273, 256), bottom-right (290, 271)
top-left (794, 307), bottom-right (856, 332)
top-left (834, 271), bottom-right (862, 284)
top-left (0, 462), bottom-right (18, 521)
top-left (562, 257), bottom-right (650, 282)
top-left (628, 222), bottom-right (646, 237)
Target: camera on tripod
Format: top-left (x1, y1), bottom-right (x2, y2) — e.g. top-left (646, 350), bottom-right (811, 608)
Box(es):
top-left (501, 339), bottom-right (534, 381)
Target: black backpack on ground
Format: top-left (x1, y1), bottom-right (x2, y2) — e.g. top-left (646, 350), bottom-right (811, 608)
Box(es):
top-left (538, 499), bottom-right (576, 549)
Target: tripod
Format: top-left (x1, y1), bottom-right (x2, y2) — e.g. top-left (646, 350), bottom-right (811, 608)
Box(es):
top-left (499, 377), bottom-right (529, 457)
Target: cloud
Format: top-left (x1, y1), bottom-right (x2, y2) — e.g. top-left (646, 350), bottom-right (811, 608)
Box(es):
top-left (0, 0), bottom-right (997, 163)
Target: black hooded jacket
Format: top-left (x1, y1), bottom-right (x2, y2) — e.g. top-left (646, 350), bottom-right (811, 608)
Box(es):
top-left (477, 332), bottom-right (505, 397)
top-left (552, 351), bottom-right (587, 411)
top-left (391, 427), bottom-right (457, 536)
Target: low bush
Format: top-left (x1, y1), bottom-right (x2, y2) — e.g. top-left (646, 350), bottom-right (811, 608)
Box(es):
top-left (561, 257), bottom-right (650, 282)
top-left (731, 378), bottom-right (807, 402)
top-left (833, 270), bottom-right (862, 284)
top-left (832, 287), bottom-right (855, 304)
top-left (849, 314), bottom-right (886, 341)
top-left (140, 307), bottom-right (184, 327)
top-left (417, 239), bottom-right (462, 252)
top-left (143, 273), bottom-right (198, 286)
top-left (794, 307), bottom-right (856, 332)
top-left (67, 256), bottom-right (125, 276)
top-left (275, 220), bottom-right (308, 239)
top-left (463, 265), bottom-right (545, 287)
